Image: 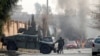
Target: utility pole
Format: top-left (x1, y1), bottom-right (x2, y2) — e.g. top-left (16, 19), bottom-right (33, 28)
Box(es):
top-left (46, 0), bottom-right (49, 37)
top-left (47, 0), bottom-right (48, 15)
top-left (42, 0), bottom-right (49, 37)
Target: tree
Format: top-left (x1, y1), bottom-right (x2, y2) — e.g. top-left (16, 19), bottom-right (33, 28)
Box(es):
top-left (92, 12), bottom-right (100, 29)
top-left (0, 0), bottom-right (18, 35)
top-left (91, 0), bottom-right (100, 30)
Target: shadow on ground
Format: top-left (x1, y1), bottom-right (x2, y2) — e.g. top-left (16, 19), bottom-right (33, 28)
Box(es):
top-left (0, 51), bottom-right (20, 56)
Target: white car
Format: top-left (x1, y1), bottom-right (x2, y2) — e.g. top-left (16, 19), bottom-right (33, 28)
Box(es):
top-left (92, 37), bottom-right (100, 55)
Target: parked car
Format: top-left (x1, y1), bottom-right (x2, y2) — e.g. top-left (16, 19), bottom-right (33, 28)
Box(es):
top-left (85, 38), bottom-right (95, 48)
top-left (39, 37), bottom-right (56, 54)
top-left (66, 41), bottom-right (78, 49)
top-left (92, 37), bottom-right (100, 55)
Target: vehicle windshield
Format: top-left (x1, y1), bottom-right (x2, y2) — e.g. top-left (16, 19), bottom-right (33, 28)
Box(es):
top-left (42, 37), bottom-right (53, 42)
top-left (95, 38), bottom-right (100, 43)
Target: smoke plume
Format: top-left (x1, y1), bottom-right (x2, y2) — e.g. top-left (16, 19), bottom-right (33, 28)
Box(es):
top-left (35, 0), bottom-right (90, 40)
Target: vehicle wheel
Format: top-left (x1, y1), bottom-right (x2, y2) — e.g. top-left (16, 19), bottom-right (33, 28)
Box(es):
top-left (7, 40), bottom-right (18, 51)
top-left (40, 44), bottom-right (52, 54)
top-left (92, 52), bottom-right (97, 56)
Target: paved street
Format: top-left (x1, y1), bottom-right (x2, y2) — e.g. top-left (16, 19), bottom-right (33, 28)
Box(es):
top-left (0, 49), bottom-right (92, 56)
top-left (0, 48), bottom-right (92, 56)
top-left (19, 53), bottom-right (91, 56)
top-left (19, 48), bottom-right (92, 56)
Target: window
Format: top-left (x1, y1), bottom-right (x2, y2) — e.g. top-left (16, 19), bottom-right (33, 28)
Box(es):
top-left (42, 37), bottom-right (53, 42)
top-left (95, 38), bottom-right (100, 43)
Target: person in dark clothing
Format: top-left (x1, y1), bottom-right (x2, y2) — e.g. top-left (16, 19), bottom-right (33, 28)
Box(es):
top-left (0, 34), bottom-right (5, 43)
top-left (0, 34), bottom-right (6, 49)
top-left (55, 37), bottom-right (64, 54)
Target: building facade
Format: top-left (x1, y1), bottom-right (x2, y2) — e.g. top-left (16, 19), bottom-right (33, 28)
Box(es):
top-left (3, 20), bottom-right (28, 36)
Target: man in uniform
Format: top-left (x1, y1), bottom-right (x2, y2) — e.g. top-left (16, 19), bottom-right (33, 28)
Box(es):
top-left (55, 37), bottom-right (64, 54)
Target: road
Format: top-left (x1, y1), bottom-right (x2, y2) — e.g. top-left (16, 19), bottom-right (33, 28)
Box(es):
top-left (19, 54), bottom-right (91, 56)
top-left (0, 48), bottom-right (93, 56)
top-left (19, 48), bottom-right (92, 56)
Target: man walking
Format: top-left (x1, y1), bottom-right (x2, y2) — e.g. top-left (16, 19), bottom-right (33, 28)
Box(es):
top-left (55, 37), bottom-right (64, 54)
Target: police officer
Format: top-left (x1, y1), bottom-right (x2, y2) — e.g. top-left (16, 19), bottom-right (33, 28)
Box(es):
top-left (55, 37), bottom-right (64, 54)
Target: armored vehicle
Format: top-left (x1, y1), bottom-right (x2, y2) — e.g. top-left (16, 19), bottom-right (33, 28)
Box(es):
top-left (1, 34), bottom-right (38, 50)
top-left (39, 37), bottom-right (56, 54)
top-left (1, 34), bottom-right (56, 54)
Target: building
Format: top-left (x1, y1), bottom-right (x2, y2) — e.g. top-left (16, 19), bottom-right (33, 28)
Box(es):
top-left (3, 20), bottom-right (28, 36)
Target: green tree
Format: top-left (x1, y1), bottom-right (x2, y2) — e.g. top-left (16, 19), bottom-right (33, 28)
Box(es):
top-left (0, 0), bottom-right (18, 35)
